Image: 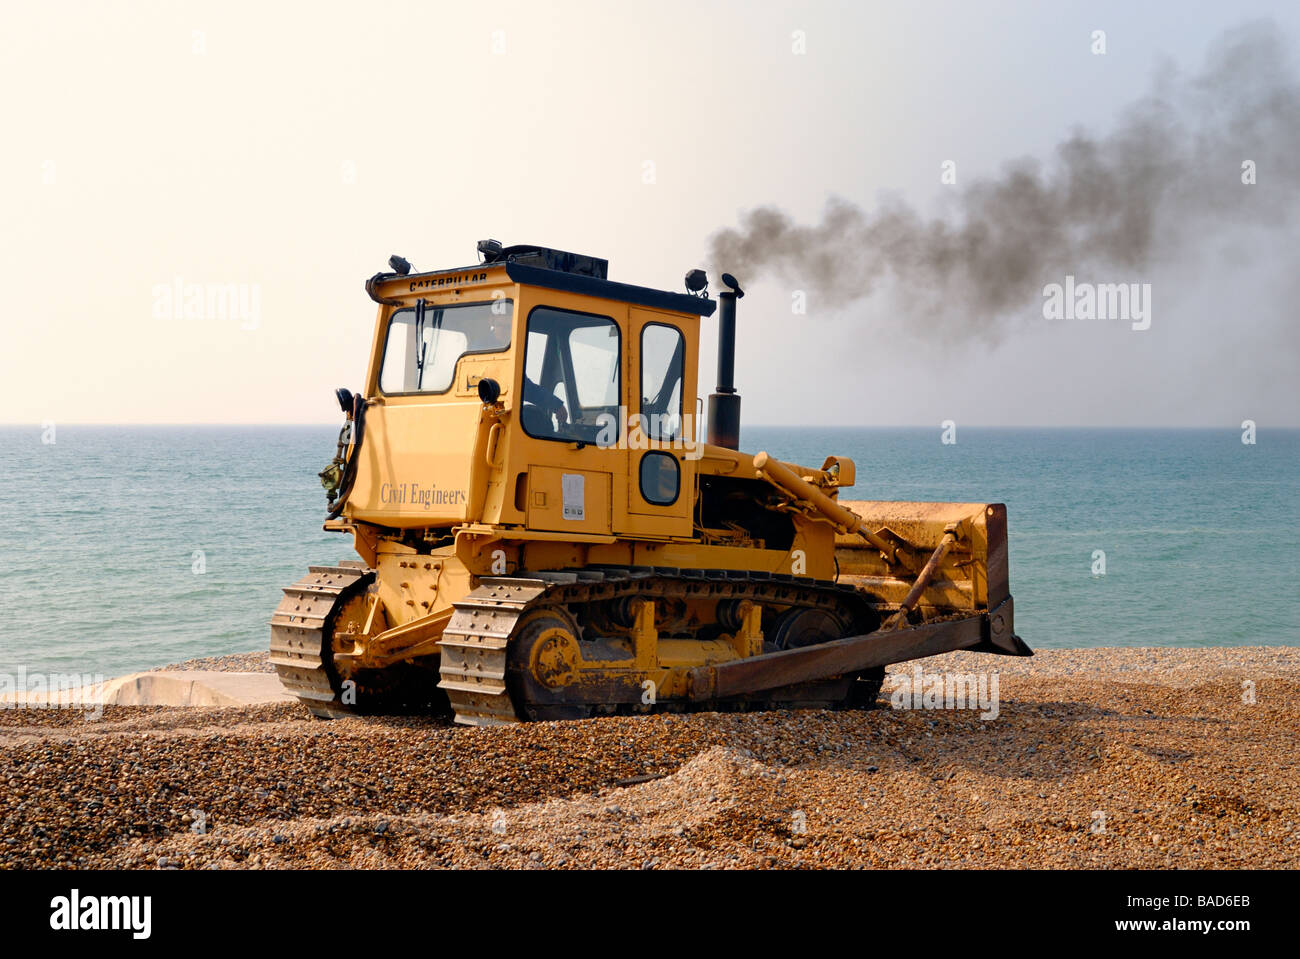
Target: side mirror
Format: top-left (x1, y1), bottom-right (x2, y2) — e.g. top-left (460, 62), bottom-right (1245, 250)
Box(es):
top-left (335, 387), bottom-right (354, 414)
top-left (477, 377), bottom-right (502, 405)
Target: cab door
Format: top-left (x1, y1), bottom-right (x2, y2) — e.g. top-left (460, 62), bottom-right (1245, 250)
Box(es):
top-left (625, 309), bottom-right (696, 538)
top-left (517, 301), bottom-right (628, 535)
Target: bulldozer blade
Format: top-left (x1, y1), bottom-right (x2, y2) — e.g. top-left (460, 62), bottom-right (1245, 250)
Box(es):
top-left (834, 500), bottom-right (1013, 613)
top-left (688, 603), bottom-right (1029, 702)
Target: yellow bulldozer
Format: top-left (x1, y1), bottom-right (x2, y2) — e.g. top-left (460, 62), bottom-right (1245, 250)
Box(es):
top-left (271, 241), bottom-right (1030, 724)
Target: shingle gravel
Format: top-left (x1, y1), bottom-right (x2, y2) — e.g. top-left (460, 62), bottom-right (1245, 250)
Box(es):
top-left (2, 647), bottom-right (1294, 869)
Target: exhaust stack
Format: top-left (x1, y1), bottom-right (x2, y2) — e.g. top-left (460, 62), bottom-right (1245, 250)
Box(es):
top-left (707, 273), bottom-right (744, 449)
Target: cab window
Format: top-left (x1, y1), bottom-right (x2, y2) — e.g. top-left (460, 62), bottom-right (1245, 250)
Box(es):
top-left (640, 323), bottom-right (684, 440)
top-left (522, 307), bottom-right (620, 443)
top-left (378, 299), bottom-right (513, 394)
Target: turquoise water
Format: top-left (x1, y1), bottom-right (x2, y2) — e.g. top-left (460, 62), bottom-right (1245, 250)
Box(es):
top-left (1, 426), bottom-right (1296, 678)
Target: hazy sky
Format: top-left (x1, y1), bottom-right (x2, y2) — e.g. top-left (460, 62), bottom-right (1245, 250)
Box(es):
top-left (3, 0), bottom-right (1297, 426)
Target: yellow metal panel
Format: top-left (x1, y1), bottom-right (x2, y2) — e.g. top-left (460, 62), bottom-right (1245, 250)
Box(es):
top-left (526, 465), bottom-right (612, 535)
top-left (348, 400), bottom-right (481, 527)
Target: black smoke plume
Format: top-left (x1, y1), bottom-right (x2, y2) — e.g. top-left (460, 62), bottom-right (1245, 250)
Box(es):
top-left (707, 22), bottom-right (1300, 343)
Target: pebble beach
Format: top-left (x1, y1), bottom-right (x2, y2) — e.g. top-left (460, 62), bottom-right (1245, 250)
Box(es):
top-left (2, 647), bottom-right (1296, 870)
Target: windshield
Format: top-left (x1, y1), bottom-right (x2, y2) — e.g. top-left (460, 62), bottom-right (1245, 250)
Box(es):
top-left (378, 300), bottom-right (513, 394)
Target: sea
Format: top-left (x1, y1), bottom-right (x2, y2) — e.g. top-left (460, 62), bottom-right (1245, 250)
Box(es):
top-left (1, 425), bottom-right (1296, 679)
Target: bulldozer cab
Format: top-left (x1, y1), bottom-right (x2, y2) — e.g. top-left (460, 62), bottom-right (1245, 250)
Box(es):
top-left (344, 247), bottom-right (713, 540)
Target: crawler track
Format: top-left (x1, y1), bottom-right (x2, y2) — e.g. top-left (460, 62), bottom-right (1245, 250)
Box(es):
top-left (273, 564), bottom-right (886, 723)
top-left (437, 578), bottom-right (550, 725)
top-left (438, 567), bottom-right (883, 726)
top-left (269, 563), bottom-right (370, 718)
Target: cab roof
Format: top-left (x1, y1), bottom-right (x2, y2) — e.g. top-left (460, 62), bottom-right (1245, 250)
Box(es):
top-left (503, 261), bottom-right (716, 317)
top-left (366, 250), bottom-right (717, 318)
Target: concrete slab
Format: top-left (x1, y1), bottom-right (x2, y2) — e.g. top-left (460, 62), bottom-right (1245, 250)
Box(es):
top-left (0, 671), bottom-right (294, 708)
